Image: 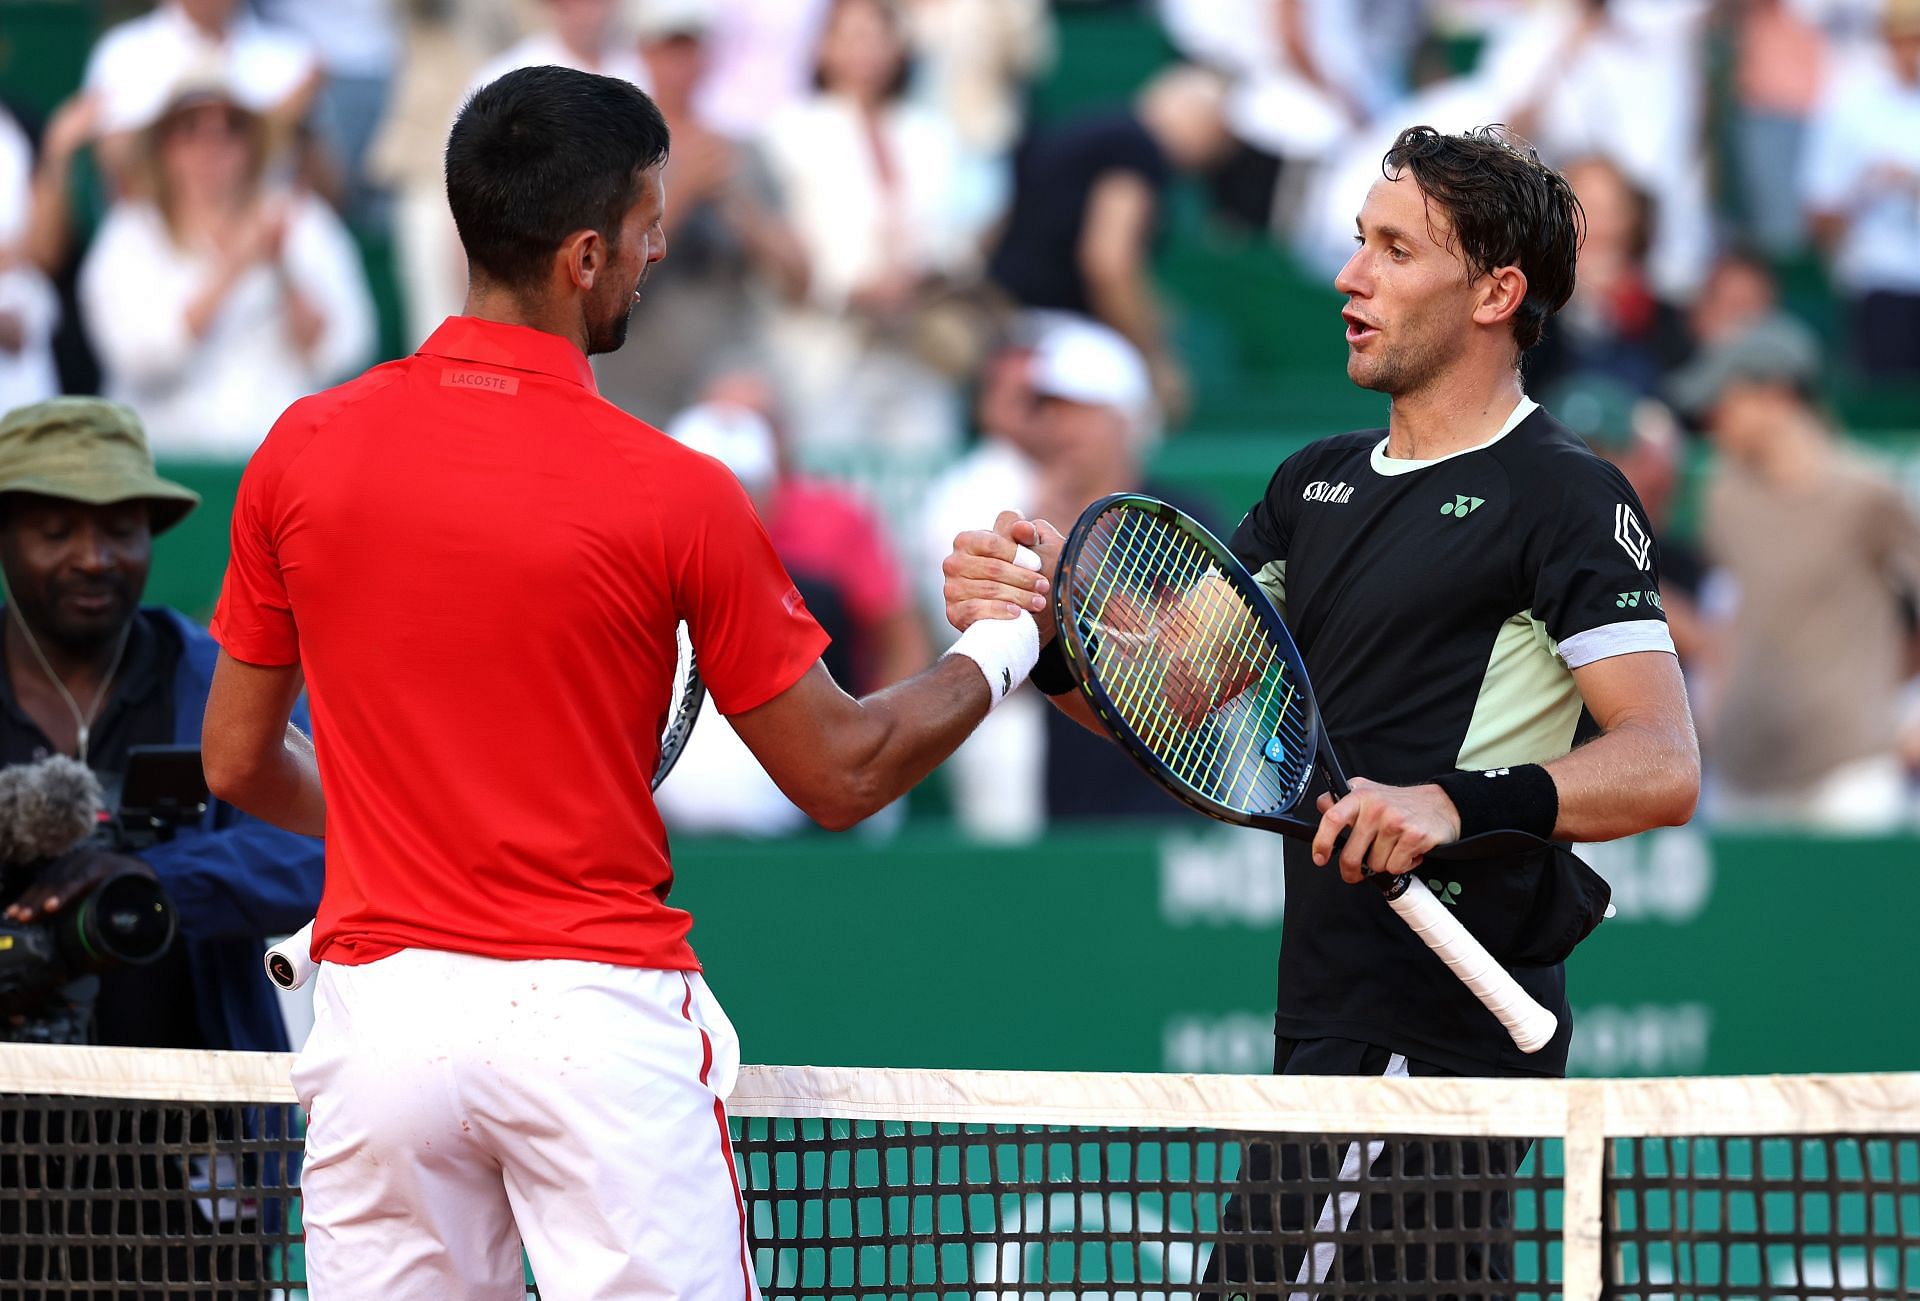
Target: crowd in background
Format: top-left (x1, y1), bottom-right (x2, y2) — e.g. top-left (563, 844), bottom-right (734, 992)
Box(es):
top-left (2, 0), bottom-right (1919, 838)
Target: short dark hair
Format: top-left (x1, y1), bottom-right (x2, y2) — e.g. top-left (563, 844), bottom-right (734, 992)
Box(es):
top-left (1381, 125), bottom-right (1583, 353)
top-left (446, 65), bottom-right (670, 289)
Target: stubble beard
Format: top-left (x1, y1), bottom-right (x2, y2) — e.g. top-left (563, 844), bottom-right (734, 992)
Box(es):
top-left (1347, 319), bottom-right (1455, 398)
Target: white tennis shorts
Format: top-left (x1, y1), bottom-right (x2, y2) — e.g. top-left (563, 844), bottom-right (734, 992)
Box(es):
top-left (291, 948), bottom-right (757, 1301)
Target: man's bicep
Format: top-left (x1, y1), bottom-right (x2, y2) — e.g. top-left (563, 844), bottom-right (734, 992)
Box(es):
top-left (1570, 650), bottom-right (1690, 735)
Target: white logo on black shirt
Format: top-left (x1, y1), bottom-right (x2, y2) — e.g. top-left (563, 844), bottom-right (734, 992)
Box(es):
top-left (1614, 504), bottom-right (1653, 570)
top-left (1303, 480), bottom-right (1355, 504)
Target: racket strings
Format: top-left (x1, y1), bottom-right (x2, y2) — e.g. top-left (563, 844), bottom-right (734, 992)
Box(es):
top-left (1068, 507), bottom-right (1313, 811)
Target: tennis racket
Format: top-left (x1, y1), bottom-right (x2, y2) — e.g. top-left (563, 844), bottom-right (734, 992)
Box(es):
top-left (264, 621), bottom-right (707, 992)
top-left (1053, 493), bottom-right (1558, 1054)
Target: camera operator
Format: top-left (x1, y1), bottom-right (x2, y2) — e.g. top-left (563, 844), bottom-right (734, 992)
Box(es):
top-left (0, 397), bottom-right (324, 1297)
top-left (0, 396), bottom-right (324, 1050)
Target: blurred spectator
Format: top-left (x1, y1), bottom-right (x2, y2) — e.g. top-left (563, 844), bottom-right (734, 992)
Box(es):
top-left (902, 0), bottom-right (1054, 158)
top-left (1802, 0), bottom-right (1920, 378)
top-left (1673, 317), bottom-right (1920, 830)
top-left (919, 320), bottom-right (1178, 838)
top-left (1162, 0), bottom-right (1424, 218)
top-left (594, 1), bottom-right (804, 421)
top-left (987, 65), bottom-right (1237, 424)
top-left (1483, 0), bottom-right (1714, 299)
top-left (367, 0), bottom-right (522, 349)
top-left (1548, 373), bottom-right (1707, 664)
top-left (82, 0), bottom-right (323, 189)
top-left (468, 0), bottom-right (648, 94)
top-left (0, 106), bottom-right (61, 415)
top-left (696, 0), bottom-right (833, 140)
top-left (259, 0), bottom-right (404, 226)
top-left (653, 371), bottom-right (929, 835)
top-left (1729, 0), bottom-right (1829, 255)
top-left (1526, 156), bottom-right (1689, 396)
top-left (1688, 247), bottom-right (1784, 351)
top-left (758, 0), bottom-right (992, 456)
top-left (78, 83), bottom-right (375, 458)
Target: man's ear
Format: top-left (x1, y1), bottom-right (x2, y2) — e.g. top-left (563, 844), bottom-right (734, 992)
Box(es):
top-left (1473, 265), bottom-right (1529, 329)
top-left (562, 229), bottom-right (603, 291)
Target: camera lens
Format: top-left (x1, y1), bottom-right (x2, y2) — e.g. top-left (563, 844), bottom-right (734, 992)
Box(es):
top-left (72, 872), bottom-right (177, 966)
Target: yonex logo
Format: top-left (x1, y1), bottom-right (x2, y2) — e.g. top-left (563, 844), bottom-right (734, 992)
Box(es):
top-left (1440, 494), bottom-right (1485, 517)
top-left (1426, 879), bottom-right (1463, 907)
top-left (1302, 480), bottom-right (1355, 504)
top-left (1615, 503), bottom-right (1653, 570)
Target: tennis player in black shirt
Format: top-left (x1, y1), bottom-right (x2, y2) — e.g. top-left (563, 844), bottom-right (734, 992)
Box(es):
top-left (948, 126), bottom-right (1700, 1295)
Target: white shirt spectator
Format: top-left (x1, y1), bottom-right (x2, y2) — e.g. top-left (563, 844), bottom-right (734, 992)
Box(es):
top-left (0, 109), bottom-right (60, 414)
top-left (259, 0), bottom-right (401, 81)
top-left (84, 3), bottom-right (319, 134)
top-left (467, 32), bottom-right (649, 99)
top-left (1476, 0), bottom-right (1713, 298)
top-left (696, 0), bottom-right (832, 140)
top-left (1801, 42), bottom-right (1920, 295)
top-left (760, 96), bottom-right (982, 311)
top-left (78, 193), bottom-right (375, 457)
top-left (758, 93), bottom-right (986, 455)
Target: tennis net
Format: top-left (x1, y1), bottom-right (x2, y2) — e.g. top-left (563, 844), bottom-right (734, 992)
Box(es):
top-left (1, 1044), bottom-right (1915, 1299)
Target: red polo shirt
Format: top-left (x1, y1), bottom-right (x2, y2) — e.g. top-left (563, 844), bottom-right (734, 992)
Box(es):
top-left (212, 317), bottom-right (829, 969)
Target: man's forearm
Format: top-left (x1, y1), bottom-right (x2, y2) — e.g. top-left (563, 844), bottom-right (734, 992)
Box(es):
top-left (1084, 264), bottom-right (1164, 364)
top-left (1544, 713), bottom-right (1699, 842)
top-left (803, 658), bottom-right (991, 830)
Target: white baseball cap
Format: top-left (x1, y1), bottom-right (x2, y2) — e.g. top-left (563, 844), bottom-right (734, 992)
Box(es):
top-left (1027, 319), bottom-right (1158, 443)
top-left (665, 402), bottom-right (778, 494)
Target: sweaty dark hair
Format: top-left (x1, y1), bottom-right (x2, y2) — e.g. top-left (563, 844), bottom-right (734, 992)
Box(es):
top-left (446, 65), bottom-right (670, 289)
top-left (1382, 125), bottom-right (1583, 353)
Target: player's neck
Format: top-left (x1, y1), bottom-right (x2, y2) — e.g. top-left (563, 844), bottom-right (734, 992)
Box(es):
top-left (1383, 366), bottom-right (1526, 463)
top-left (462, 284), bottom-right (590, 357)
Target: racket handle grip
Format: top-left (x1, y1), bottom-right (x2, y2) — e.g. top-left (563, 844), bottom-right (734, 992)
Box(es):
top-left (264, 921), bottom-right (318, 992)
top-left (1381, 876), bottom-right (1559, 1054)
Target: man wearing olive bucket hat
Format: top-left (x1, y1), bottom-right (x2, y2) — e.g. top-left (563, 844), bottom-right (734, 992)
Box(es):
top-left (0, 397), bottom-right (325, 1295)
top-left (0, 396), bottom-right (323, 1050)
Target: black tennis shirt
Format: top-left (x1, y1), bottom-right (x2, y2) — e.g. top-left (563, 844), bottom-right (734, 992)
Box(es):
top-left (1228, 400), bottom-right (1673, 1076)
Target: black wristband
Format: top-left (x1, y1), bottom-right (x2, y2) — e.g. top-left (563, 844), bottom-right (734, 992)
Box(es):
top-left (1430, 763), bottom-right (1559, 841)
top-left (1029, 637), bottom-right (1076, 696)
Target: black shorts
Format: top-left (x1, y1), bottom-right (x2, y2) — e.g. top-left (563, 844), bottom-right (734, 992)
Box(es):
top-left (1200, 1036), bottom-right (1532, 1301)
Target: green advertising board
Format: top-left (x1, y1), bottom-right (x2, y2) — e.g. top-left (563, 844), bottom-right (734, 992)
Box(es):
top-left (667, 824), bottom-right (1919, 1078)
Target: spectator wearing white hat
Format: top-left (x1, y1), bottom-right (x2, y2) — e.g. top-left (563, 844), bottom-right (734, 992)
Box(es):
top-left (919, 320), bottom-right (1184, 838)
top-left (77, 81), bottom-right (375, 458)
top-left (81, 0), bottom-right (322, 190)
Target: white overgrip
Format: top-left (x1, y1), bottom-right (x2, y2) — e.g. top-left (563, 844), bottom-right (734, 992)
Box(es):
top-left (264, 920), bottom-right (318, 992)
top-left (1387, 877), bottom-right (1559, 1054)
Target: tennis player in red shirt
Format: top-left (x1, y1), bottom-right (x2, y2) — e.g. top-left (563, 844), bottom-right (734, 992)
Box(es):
top-left (201, 67), bottom-right (1049, 1301)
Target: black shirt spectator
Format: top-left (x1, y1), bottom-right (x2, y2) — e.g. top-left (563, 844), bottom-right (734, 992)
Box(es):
top-left (989, 111), bottom-right (1172, 317)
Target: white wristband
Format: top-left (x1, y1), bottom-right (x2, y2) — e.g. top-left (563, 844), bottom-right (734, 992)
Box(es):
top-left (943, 539), bottom-right (1044, 709)
top-left (945, 611), bottom-right (1041, 708)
